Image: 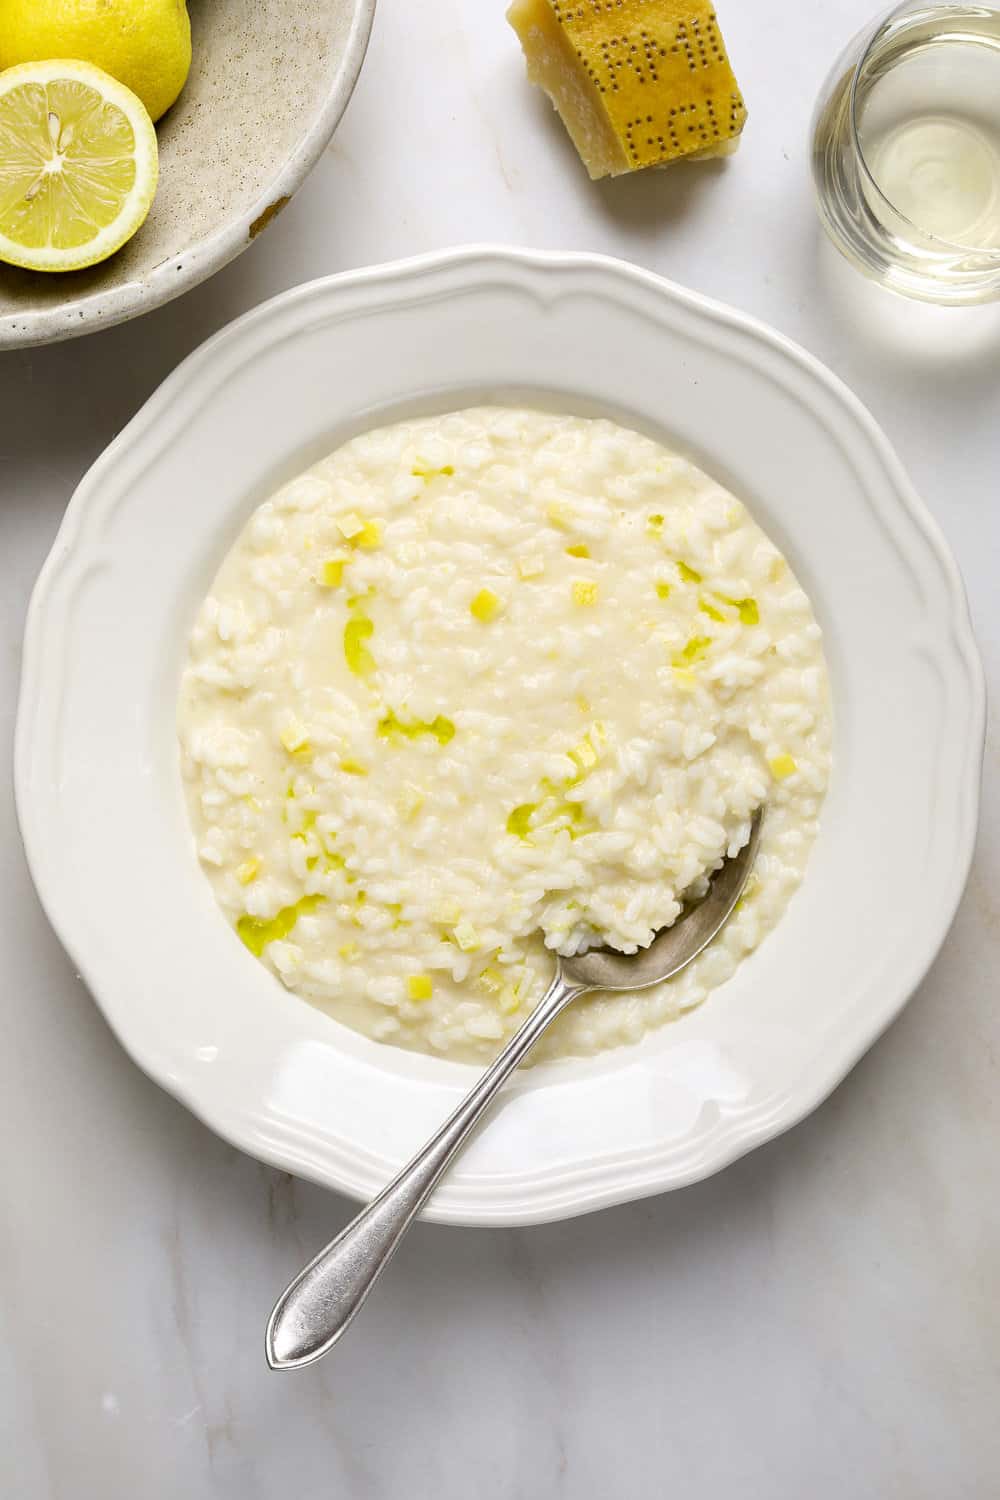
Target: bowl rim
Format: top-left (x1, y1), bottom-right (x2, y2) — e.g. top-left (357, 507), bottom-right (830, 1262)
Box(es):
top-left (0, 0), bottom-right (377, 351)
top-left (15, 246), bottom-right (987, 1224)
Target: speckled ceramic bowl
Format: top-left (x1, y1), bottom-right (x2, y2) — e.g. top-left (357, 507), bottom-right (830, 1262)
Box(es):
top-left (0, 0), bottom-right (375, 349)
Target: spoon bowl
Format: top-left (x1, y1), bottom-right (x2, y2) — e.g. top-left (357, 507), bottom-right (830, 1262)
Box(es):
top-left (563, 807), bottom-right (764, 993)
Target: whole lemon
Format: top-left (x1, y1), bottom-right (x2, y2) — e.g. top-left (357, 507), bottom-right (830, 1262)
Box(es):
top-left (0, 0), bottom-right (191, 123)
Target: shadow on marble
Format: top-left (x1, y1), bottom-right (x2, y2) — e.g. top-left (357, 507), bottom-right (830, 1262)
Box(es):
top-left (513, 76), bottom-right (734, 236)
top-left (586, 156), bottom-right (732, 237)
top-left (0, 203), bottom-right (314, 500)
top-left (814, 228), bottom-right (1000, 379)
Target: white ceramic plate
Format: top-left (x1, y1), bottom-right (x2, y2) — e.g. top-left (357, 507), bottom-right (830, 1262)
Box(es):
top-left (15, 248), bottom-right (985, 1226)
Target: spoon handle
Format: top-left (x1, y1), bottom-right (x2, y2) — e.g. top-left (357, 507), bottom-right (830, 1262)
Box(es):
top-left (266, 964), bottom-right (585, 1370)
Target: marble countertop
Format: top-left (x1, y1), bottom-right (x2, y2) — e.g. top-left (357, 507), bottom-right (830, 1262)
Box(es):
top-left (3, 1), bottom-right (998, 1495)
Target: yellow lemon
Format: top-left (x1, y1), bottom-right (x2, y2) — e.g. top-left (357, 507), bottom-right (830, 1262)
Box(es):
top-left (0, 0), bottom-right (191, 123)
top-left (0, 60), bottom-right (158, 272)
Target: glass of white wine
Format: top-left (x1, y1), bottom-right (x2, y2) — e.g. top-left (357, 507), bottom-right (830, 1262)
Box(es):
top-left (812, 2), bottom-right (1000, 303)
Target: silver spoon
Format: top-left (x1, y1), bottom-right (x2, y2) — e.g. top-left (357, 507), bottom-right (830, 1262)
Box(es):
top-left (266, 806), bottom-right (764, 1370)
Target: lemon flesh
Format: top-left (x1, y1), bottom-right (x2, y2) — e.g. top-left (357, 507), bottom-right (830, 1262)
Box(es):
top-left (0, 60), bottom-right (158, 272)
top-left (0, 0), bottom-right (191, 123)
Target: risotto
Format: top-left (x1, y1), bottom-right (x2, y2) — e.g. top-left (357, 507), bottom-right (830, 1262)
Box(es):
top-left (178, 408), bottom-right (831, 1061)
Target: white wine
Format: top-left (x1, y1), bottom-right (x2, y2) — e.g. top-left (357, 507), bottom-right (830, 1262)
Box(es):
top-left (813, 5), bottom-right (1000, 303)
top-left (859, 12), bottom-right (1000, 248)
top-left (868, 115), bottom-right (1000, 246)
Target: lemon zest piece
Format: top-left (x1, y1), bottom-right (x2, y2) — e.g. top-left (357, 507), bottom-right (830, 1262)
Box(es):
top-left (476, 966), bottom-right (505, 996)
top-left (726, 595), bottom-right (760, 626)
top-left (453, 920), bottom-right (481, 953)
top-left (507, 803), bottom-right (537, 839)
top-left (412, 462), bottom-right (454, 480)
top-left (279, 719), bottom-right (311, 755)
top-left (499, 981), bottom-right (525, 1015)
top-left (470, 588), bottom-right (502, 623)
top-left (344, 613), bottom-right (376, 678)
top-left (671, 636), bottom-right (712, 668)
top-left (348, 519), bottom-right (382, 550)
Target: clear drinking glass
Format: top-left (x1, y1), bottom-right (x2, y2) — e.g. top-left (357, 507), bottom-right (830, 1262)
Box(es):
top-left (812, 2), bottom-right (1000, 303)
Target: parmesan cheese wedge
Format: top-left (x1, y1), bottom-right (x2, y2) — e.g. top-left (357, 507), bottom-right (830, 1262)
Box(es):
top-left (508, 0), bottom-right (747, 179)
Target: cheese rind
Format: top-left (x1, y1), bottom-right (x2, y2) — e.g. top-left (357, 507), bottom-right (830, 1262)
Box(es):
top-left (508, 0), bottom-right (747, 179)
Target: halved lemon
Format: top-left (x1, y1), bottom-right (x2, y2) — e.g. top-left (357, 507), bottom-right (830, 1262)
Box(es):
top-left (0, 59), bottom-right (158, 272)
